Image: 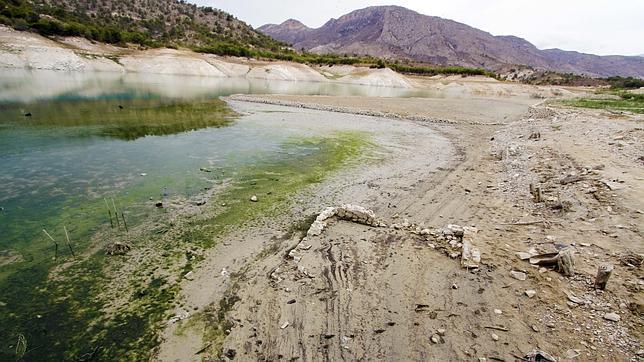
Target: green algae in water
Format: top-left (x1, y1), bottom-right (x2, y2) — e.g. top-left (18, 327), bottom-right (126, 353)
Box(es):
top-left (178, 131), bottom-right (370, 247)
top-left (0, 130), bottom-right (371, 361)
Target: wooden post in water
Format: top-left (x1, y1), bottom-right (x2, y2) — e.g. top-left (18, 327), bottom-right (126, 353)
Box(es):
top-left (63, 226), bottom-right (76, 259)
top-left (43, 229), bottom-right (58, 261)
top-left (104, 198), bottom-right (114, 228)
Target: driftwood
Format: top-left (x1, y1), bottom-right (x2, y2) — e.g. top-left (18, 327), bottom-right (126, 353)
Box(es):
top-left (594, 264), bottom-right (613, 290)
top-left (528, 249), bottom-right (574, 276)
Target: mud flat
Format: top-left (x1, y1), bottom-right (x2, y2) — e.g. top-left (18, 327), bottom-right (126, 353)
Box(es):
top-left (156, 93), bottom-right (643, 361)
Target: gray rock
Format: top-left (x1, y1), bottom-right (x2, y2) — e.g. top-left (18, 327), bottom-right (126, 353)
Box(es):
top-left (250, 195), bottom-right (258, 202)
top-left (510, 270), bottom-right (527, 281)
top-left (603, 312), bottom-right (620, 322)
top-left (525, 290), bottom-right (537, 298)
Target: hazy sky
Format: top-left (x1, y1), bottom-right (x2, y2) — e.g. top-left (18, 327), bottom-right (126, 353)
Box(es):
top-left (191, 0), bottom-right (644, 56)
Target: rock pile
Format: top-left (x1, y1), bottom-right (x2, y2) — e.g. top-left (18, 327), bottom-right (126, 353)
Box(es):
top-left (306, 204), bottom-right (383, 238)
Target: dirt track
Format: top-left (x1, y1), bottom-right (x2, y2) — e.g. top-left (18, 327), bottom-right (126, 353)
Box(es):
top-left (157, 93), bottom-right (643, 361)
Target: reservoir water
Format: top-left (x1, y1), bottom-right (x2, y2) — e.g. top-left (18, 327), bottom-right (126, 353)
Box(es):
top-left (0, 69), bottom-right (431, 360)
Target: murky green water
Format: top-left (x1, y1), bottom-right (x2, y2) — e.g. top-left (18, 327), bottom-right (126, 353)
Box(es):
top-left (0, 70), bottom-right (397, 360)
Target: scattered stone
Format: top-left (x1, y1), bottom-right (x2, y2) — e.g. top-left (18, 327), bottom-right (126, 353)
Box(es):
top-left (603, 312), bottom-right (620, 322)
top-left (430, 334), bottom-right (440, 344)
top-left (287, 299), bottom-right (296, 304)
top-left (140, 173), bottom-right (147, 176)
top-left (531, 325), bottom-right (539, 332)
top-left (24, 112), bottom-right (32, 117)
top-left (494, 309), bottom-right (503, 315)
top-left (600, 179), bottom-right (624, 191)
top-left (224, 349), bottom-right (236, 359)
top-left (451, 283), bottom-right (458, 290)
top-left (525, 349), bottom-right (556, 362)
top-left (155, 202), bottom-right (163, 208)
top-left (565, 349), bottom-right (580, 359)
top-left (199, 167), bottom-right (212, 173)
top-left (280, 321), bottom-right (290, 329)
top-left (525, 290), bottom-right (537, 298)
top-left (516, 251), bottom-right (532, 260)
top-left (437, 328), bottom-right (446, 336)
top-left (491, 333), bottom-right (499, 341)
top-left (566, 292), bottom-right (587, 305)
top-left (307, 204), bottom-right (380, 237)
top-left (195, 199), bottom-right (206, 206)
top-left (106, 242), bottom-right (132, 255)
top-left (250, 195), bottom-right (258, 202)
top-left (510, 270), bottom-right (527, 281)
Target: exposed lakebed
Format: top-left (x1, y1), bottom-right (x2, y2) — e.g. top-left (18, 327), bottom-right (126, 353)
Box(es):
top-left (0, 70), bottom-right (426, 360)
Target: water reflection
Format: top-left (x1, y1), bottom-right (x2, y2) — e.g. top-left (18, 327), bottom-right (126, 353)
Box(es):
top-left (0, 69), bottom-right (440, 103)
top-left (0, 97), bottom-right (236, 141)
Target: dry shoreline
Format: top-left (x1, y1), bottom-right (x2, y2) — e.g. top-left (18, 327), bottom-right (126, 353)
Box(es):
top-left (157, 93), bottom-right (642, 361)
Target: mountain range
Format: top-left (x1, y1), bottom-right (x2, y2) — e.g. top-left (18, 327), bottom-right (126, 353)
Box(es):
top-left (259, 6), bottom-right (644, 78)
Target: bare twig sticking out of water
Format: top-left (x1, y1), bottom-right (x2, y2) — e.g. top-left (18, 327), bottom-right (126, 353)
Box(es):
top-left (111, 198), bottom-right (121, 229)
top-left (121, 212), bottom-right (128, 233)
top-left (63, 226), bottom-right (76, 259)
top-left (42, 229), bottom-right (58, 261)
top-left (15, 333), bottom-right (27, 360)
top-left (104, 198), bottom-right (114, 228)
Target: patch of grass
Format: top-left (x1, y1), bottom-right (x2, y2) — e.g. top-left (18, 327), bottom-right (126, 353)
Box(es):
top-left (560, 94), bottom-right (644, 114)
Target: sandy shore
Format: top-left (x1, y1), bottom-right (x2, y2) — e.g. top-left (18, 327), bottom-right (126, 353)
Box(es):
top-left (154, 91), bottom-right (642, 361)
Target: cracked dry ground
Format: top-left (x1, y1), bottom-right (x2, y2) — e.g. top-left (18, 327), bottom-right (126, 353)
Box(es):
top-left (204, 103), bottom-right (643, 361)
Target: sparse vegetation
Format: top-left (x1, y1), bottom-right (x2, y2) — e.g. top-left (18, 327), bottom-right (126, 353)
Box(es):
top-left (560, 92), bottom-right (644, 114)
top-left (522, 70), bottom-right (644, 89)
top-left (0, 0), bottom-right (287, 50)
top-left (388, 63), bottom-right (497, 78)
